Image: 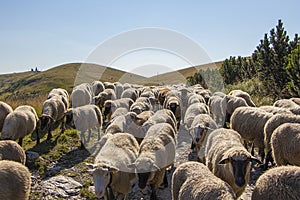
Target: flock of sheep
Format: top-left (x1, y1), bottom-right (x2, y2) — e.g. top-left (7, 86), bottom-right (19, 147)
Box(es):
top-left (0, 80), bottom-right (300, 200)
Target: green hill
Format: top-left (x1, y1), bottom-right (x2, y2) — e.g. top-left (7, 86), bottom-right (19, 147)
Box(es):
top-left (0, 61), bottom-right (222, 111)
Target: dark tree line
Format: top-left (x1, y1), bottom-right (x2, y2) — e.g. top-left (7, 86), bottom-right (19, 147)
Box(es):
top-left (189, 19), bottom-right (299, 100)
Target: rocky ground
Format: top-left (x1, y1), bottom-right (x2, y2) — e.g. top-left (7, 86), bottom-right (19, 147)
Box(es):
top-left (27, 124), bottom-right (264, 200)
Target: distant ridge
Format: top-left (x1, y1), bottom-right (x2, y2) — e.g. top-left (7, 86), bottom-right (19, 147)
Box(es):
top-left (0, 61), bottom-right (223, 103)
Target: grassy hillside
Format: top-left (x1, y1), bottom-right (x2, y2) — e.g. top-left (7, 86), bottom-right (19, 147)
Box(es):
top-left (0, 63), bottom-right (147, 112)
top-left (147, 61), bottom-right (223, 85)
top-left (0, 61), bottom-right (223, 112)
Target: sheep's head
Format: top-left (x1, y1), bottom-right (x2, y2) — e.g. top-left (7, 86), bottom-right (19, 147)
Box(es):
top-left (168, 101), bottom-right (179, 116)
top-left (40, 114), bottom-right (54, 131)
top-left (192, 125), bottom-right (208, 145)
top-left (219, 151), bottom-right (261, 187)
top-left (64, 109), bottom-right (75, 129)
top-left (86, 163), bottom-right (119, 198)
top-left (103, 101), bottom-right (113, 119)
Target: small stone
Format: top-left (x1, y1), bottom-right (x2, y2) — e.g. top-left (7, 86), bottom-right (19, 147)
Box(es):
top-left (26, 151), bottom-right (39, 160)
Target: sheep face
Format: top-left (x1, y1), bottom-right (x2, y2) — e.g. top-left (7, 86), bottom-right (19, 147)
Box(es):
top-left (65, 111), bottom-right (75, 129)
top-left (219, 153), bottom-right (259, 188)
top-left (168, 102), bottom-right (179, 116)
top-left (103, 102), bottom-right (112, 119)
top-left (193, 126), bottom-right (207, 144)
top-left (87, 163), bottom-right (118, 198)
top-left (40, 115), bottom-right (54, 131)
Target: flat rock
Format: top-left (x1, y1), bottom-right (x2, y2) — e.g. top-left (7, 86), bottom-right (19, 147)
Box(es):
top-left (41, 175), bottom-right (82, 198)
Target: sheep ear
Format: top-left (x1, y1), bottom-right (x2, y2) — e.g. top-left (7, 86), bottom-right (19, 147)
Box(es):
top-left (219, 157), bottom-right (230, 164)
top-left (249, 156), bottom-right (262, 165)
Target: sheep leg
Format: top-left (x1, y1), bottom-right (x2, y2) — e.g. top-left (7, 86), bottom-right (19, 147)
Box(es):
top-left (107, 187), bottom-right (115, 200)
top-left (250, 142), bottom-right (255, 156)
top-left (163, 171), bottom-right (168, 188)
top-left (190, 141), bottom-right (195, 150)
top-left (176, 118), bottom-right (180, 130)
top-left (150, 184), bottom-right (157, 200)
top-left (18, 137), bottom-right (23, 146)
top-left (80, 131), bottom-right (86, 149)
top-left (47, 128), bottom-right (52, 140)
top-left (264, 151), bottom-right (272, 170)
top-left (259, 148), bottom-right (265, 163)
top-left (97, 127), bottom-right (101, 141)
top-left (87, 129), bottom-right (91, 143)
top-left (60, 117), bottom-right (66, 133)
top-left (36, 128), bottom-right (40, 145)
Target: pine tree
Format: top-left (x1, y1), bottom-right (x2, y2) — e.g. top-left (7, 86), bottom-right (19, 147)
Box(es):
top-left (285, 42), bottom-right (300, 96)
top-left (269, 19), bottom-right (290, 97)
top-left (257, 33), bottom-right (275, 96)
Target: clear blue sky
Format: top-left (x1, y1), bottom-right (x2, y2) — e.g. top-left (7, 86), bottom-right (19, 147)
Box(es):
top-left (0, 0), bottom-right (299, 76)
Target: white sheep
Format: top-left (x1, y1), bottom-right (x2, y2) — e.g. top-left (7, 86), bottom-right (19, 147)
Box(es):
top-left (65, 104), bottom-right (102, 149)
top-left (290, 97), bottom-right (300, 106)
top-left (86, 132), bottom-right (139, 199)
top-left (103, 81), bottom-right (116, 91)
top-left (91, 81), bottom-right (105, 97)
top-left (71, 83), bottom-right (93, 108)
top-left (121, 88), bottom-right (138, 101)
top-left (263, 113), bottom-right (300, 169)
top-left (252, 166), bottom-right (300, 199)
top-left (230, 107), bottom-right (273, 162)
top-left (142, 109), bottom-right (177, 134)
top-left (145, 122), bottom-right (177, 145)
top-left (113, 82), bottom-right (124, 99)
top-left (94, 88), bottom-right (117, 110)
top-left (1, 105), bottom-right (39, 146)
top-left (195, 88), bottom-right (211, 104)
top-left (157, 88), bottom-right (171, 106)
top-left (225, 95), bottom-right (249, 125)
top-left (273, 99), bottom-right (300, 115)
top-left (103, 98), bottom-right (134, 121)
top-left (163, 95), bottom-right (181, 129)
top-left (109, 107), bottom-right (129, 122)
top-left (228, 89), bottom-right (256, 107)
top-left (184, 102), bottom-right (209, 129)
top-left (187, 93), bottom-right (206, 105)
top-left (0, 140), bottom-right (26, 165)
top-left (0, 160), bottom-right (31, 200)
top-left (205, 128), bottom-right (260, 198)
top-left (172, 161), bottom-right (235, 200)
top-left (40, 95), bottom-right (66, 144)
top-left (259, 105), bottom-right (293, 115)
top-left (0, 101), bottom-right (13, 132)
top-left (208, 92), bottom-right (227, 128)
top-left (104, 112), bottom-right (149, 143)
top-left (47, 88), bottom-right (70, 109)
top-left (271, 122), bottom-right (300, 166)
top-left (189, 114), bottom-right (217, 156)
top-left (128, 123), bottom-right (176, 200)
top-left (178, 87), bottom-right (193, 121)
top-left (130, 100), bottom-right (152, 115)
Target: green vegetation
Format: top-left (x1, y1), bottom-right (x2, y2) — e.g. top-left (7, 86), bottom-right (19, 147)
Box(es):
top-left (187, 19), bottom-right (300, 105)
